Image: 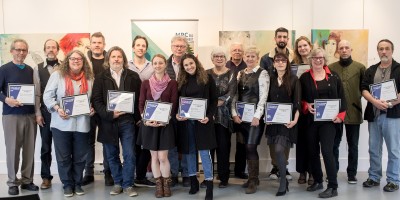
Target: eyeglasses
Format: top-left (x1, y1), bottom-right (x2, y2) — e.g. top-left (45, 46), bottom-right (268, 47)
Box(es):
top-left (312, 57), bottom-right (325, 61)
top-left (172, 45), bottom-right (187, 49)
top-left (69, 57), bottom-right (83, 62)
top-left (274, 59), bottom-right (287, 63)
top-left (13, 48), bottom-right (28, 53)
top-left (213, 55), bottom-right (225, 59)
top-left (232, 49), bottom-right (243, 53)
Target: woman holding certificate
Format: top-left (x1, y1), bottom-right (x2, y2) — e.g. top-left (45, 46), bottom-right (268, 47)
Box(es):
top-left (231, 46), bottom-right (269, 194)
top-left (206, 47), bottom-right (237, 188)
top-left (299, 48), bottom-right (347, 198)
top-left (266, 53), bottom-right (301, 196)
top-left (176, 54), bottom-right (217, 200)
top-left (91, 46), bottom-right (141, 197)
top-left (137, 54), bottom-right (178, 198)
top-left (43, 50), bottom-right (94, 197)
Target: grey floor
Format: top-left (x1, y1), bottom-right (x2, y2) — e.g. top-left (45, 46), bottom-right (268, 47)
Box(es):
top-left (0, 172), bottom-right (399, 200)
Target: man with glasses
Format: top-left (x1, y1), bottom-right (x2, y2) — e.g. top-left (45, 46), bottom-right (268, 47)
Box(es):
top-left (0, 39), bottom-right (40, 195)
top-left (166, 35), bottom-right (190, 187)
top-left (329, 40), bottom-right (365, 184)
top-left (260, 27), bottom-right (294, 181)
top-left (361, 39), bottom-right (400, 192)
top-left (33, 39), bottom-right (62, 190)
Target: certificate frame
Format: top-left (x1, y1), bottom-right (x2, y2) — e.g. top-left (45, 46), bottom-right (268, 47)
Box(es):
top-left (143, 100), bottom-right (173, 124)
top-left (107, 90), bottom-right (135, 113)
top-left (290, 64), bottom-right (310, 77)
top-left (7, 83), bottom-right (35, 105)
top-left (369, 79), bottom-right (398, 101)
top-left (178, 97), bottom-right (207, 120)
top-left (61, 94), bottom-right (90, 117)
top-left (235, 101), bottom-right (255, 123)
top-left (314, 99), bottom-right (341, 121)
top-left (265, 102), bottom-right (293, 124)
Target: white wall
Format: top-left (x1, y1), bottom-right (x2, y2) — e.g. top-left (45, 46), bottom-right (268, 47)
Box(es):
top-left (0, 0), bottom-right (399, 174)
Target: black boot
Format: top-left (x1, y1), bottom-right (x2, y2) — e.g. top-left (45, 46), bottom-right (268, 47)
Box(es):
top-left (189, 176), bottom-right (199, 194)
top-left (205, 180), bottom-right (213, 200)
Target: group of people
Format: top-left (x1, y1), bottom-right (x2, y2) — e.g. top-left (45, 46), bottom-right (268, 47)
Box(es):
top-left (0, 27), bottom-right (399, 200)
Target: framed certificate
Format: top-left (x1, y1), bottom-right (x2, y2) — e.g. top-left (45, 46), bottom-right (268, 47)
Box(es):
top-left (8, 83), bottom-right (35, 105)
top-left (179, 97), bottom-right (207, 120)
top-left (107, 90), bottom-right (135, 113)
top-left (314, 99), bottom-right (340, 121)
top-left (370, 79), bottom-right (398, 101)
top-left (265, 102), bottom-right (292, 124)
top-left (236, 102), bottom-right (255, 123)
top-left (143, 100), bottom-right (172, 124)
top-left (291, 64), bottom-right (310, 77)
top-left (61, 94), bottom-right (90, 117)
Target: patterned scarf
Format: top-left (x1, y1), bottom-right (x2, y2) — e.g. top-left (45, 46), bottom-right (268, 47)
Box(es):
top-left (65, 71), bottom-right (88, 96)
top-left (149, 73), bottom-right (171, 100)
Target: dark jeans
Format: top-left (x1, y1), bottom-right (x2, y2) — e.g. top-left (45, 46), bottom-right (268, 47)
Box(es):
top-left (135, 124), bottom-right (151, 180)
top-left (333, 124), bottom-right (360, 177)
top-left (104, 122), bottom-right (136, 188)
top-left (210, 124), bottom-right (232, 182)
top-left (307, 122), bottom-right (338, 189)
top-left (39, 106), bottom-right (53, 180)
top-left (85, 114), bottom-right (110, 176)
top-left (52, 128), bottom-right (89, 189)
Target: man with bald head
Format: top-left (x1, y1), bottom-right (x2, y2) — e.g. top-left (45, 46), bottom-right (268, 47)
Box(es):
top-left (329, 40), bottom-right (366, 184)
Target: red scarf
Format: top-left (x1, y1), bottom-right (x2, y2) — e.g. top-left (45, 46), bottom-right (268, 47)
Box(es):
top-left (65, 71), bottom-right (88, 96)
top-left (149, 73), bottom-right (171, 100)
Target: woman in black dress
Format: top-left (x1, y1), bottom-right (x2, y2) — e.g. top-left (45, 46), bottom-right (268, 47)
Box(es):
top-left (266, 53), bottom-right (301, 196)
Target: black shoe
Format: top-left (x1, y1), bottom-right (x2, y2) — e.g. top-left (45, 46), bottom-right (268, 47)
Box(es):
top-left (8, 186), bottom-right (19, 195)
top-left (307, 182), bottom-right (323, 191)
top-left (82, 175), bottom-right (94, 186)
top-left (134, 179), bottom-right (156, 188)
top-left (383, 182), bottom-right (399, 192)
top-left (234, 172), bottom-right (249, 179)
top-left (21, 183), bottom-right (39, 191)
top-left (170, 176), bottom-right (178, 187)
top-left (104, 171), bottom-right (114, 186)
top-left (200, 180), bottom-right (206, 188)
top-left (348, 176), bottom-right (358, 184)
top-left (268, 167), bottom-right (279, 180)
top-left (219, 181), bottom-right (228, 188)
top-left (189, 176), bottom-right (199, 194)
top-left (74, 186), bottom-right (85, 195)
top-left (318, 188), bottom-right (338, 198)
top-left (362, 178), bottom-right (380, 187)
top-left (205, 180), bottom-right (213, 200)
top-left (276, 179), bottom-right (289, 196)
top-left (64, 187), bottom-right (74, 197)
top-left (182, 177), bottom-right (190, 187)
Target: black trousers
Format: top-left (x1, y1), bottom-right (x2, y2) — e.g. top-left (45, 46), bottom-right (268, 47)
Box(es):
top-left (296, 116), bottom-right (312, 173)
top-left (333, 124), bottom-right (360, 177)
top-left (307, 122), bottom-right (338, 189)
top-left (210, 124), bottom-right (232, 182)
top-left (135, 125), bottom-right (151, 180)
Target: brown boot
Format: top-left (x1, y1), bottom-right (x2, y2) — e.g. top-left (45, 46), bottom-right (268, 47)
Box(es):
top-left (155, 177), bottom-right (164, 198)
top-left (245, 160), bottom-right (259, 194)
top-left (163, 177), bottom-right (172, 197)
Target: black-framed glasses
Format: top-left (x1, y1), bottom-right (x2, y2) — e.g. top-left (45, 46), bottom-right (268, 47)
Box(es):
top-left (312, 57), bottom-right (325, 61)
top-left (13, 48), bottom-right (28, 53)
top-left (274, 59), bottom-right (287, 63)
top-left (69, 57), bottom-right (83, 62)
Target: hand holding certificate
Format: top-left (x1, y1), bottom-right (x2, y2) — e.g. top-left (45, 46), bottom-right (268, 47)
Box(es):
top-left (8, 83), bottom-right (35, 105)
top-left (107, 91), bottom-right (135, 113)
top-left (179, 97), bottom-right (207, 120)
top-left (236, 102), bottom-right (255, 123)
top-left (265, 103), bottom-right (292, 124)
top-left (61, 94), bottom-right (90, 117)
top-left (370, 79), bottom-right (398, 101)
top-left (143, 101), bottom-right (172, 124)
top-left (314, 99), bottom-right (340, 121)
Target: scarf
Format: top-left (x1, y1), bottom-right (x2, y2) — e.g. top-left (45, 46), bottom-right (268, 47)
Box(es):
top-left (149, 73), bottom-right (171, 100)
top-left (339, 56), bottom-right (353, 67)
top-left (65, 71), bottom-right (88, 96)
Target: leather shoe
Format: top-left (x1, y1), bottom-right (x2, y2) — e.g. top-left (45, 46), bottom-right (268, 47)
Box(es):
top-left (234, 172), bottom-right (249, 179)
top-left (307, 182), bottom-right (323, 191)
top-left (8, 186), bottom-right (19, 195)
top-left (41, 178), bottom-right (52, 189)
top-left (21, 183), bottom-right (39, 191)
top-left (182, 177), bottom-right (190, 187)
top-left (318, 188), bottom-right (338, 198)
top-left (82, 175), bottom-right (94, 186)
top-left (104, 171), bottom-right (114, 186)
top-left (170, 176), bottom-right (178, 187)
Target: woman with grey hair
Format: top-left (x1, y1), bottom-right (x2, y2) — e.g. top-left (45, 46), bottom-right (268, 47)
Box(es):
top-left (205, 47), bottom-right (237, 188)
top-left (299, 48), bottom-right (347, 198)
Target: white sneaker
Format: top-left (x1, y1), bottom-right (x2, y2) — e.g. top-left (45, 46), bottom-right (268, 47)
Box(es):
top-left (124, 186), bottom-right (138, 197)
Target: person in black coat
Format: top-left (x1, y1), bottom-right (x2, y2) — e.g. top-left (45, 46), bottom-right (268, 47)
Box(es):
top-left (91, 46), bottom-right (141, 197)
top-left (176, 54), bottom-right (217, 200)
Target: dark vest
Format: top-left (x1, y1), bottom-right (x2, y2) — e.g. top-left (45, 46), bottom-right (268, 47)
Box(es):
top-left (166, 55), bottom-right (177, 80)
top-left (238, 68), bottom-right (263, 104)
top-left (38, 63), bottom-right (50, 105)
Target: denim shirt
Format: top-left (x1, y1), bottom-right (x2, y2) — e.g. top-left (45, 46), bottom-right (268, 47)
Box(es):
top-left (43, 71), bottom-right (93, 132)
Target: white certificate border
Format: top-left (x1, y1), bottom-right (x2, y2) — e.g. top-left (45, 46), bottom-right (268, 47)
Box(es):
top-left (369, 79), bottom-right (398, 101)
top-left (178, 97), bottom-right (207, 120)
top-left (7, 83), bottom-right (36, 105)
top-left (106, 90), bottom-right (135, 113)
top-left (235, 101), bottom-right (256, 123)
top-left (61, 93), bottom-right (90, 117)
top-left (265, 102), bottom-right (293, 124)
top-left (143, 100), bottom-right (173, 124)
top-left (313, 99), bottom-right (341, 121)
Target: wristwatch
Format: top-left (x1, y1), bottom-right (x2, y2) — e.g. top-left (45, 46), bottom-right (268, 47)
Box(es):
top-left (388, 102), bottom-right (394, 108)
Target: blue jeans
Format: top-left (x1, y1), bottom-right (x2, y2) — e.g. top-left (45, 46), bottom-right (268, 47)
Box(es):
top-left (39, 106), bottom-right (53, 180)
top-left (368, 113), bottom-right (400, 185)
top-left (169, 147), bottom-right (188, 177)
top-left (186, 121), bottom-right (213, 180)
top-left (52, 128), bottom-right (89, 189)
top-left (104, 123), bottom-right (136, 188)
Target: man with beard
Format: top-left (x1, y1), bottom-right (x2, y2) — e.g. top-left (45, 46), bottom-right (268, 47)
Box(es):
top-left (260, 27), bottom-right (294, 180)
top-left (82, 32), bottom-right (114, 186)
top-left (361, 39), bottom-right (400, 192)
top-left (33, 39), bottom-right (61, 189)
top-left (329, 40), bottom-right (366, 184)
